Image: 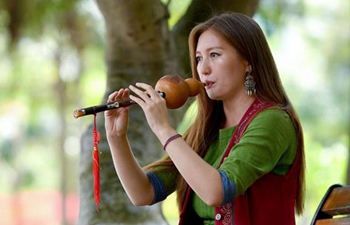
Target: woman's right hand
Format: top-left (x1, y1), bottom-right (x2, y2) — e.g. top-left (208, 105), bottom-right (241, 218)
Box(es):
top-left (104, 88), bottom-right (130, 138)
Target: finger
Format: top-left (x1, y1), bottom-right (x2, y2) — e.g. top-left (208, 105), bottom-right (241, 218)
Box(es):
top-left (129, 84), bottom-right (151, 102)
top-left (108, 88), bottom-right (129, 103)
top-left (107, 90), bottom-right (119, 103)
top-left (135, 83), bottom-right (159, 99)
top-left (130, 83), bottom-right (161, 104)
top-left (129, 94), bottom-right (144, 106)
top-left (121, 88), bottom-right (130, 99)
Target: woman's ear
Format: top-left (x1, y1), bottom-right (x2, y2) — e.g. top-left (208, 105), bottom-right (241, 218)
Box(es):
top-left (246, 65), bottom-right (252, 73)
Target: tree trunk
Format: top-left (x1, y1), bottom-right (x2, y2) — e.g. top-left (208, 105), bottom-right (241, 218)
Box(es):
top-left (78, 0), bottom-right (260, 224)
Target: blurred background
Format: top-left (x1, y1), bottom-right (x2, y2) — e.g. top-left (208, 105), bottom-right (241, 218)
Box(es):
top-left (0, 0), bottom-right (349, 224)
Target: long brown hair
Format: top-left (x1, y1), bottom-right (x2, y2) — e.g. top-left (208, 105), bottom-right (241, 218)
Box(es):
top-left (146, 12), bottom-right (305, 215)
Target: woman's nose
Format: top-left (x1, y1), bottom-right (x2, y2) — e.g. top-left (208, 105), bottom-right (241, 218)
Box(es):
top-left (198, 58), bottom-right (211, 75)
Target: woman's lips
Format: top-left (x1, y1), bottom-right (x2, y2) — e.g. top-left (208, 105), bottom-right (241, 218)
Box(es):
top-left (205, 81), bottom-right (214, 88)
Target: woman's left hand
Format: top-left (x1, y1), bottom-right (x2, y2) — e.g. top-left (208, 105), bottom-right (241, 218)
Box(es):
top-left (128, 83), bottom-right (173, 136)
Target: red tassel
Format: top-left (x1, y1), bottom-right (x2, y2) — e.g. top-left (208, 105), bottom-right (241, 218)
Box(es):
top-left (93, 114), bottom-right (100, 210)
top-left (92, 147), bottom-right (100, 209)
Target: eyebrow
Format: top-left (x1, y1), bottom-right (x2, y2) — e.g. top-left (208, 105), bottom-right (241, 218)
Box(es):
top-left (196, 46), bottom-right (224, 54)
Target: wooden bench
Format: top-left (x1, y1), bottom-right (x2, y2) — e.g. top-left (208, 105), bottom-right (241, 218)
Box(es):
top-left (311, 184), bottom-right (350, 225)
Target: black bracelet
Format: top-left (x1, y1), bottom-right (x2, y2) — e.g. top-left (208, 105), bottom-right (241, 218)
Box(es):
top-left (163, 134), bottom-right (182, 150)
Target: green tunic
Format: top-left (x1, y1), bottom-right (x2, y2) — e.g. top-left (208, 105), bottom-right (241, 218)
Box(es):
top-left (150, 108), bottom-right (297, 221)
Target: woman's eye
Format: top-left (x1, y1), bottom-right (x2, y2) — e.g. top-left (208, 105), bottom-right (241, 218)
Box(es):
top-left (210, 52), bottom-right (219, 57)
top-left (195, 56), bottom-right (202, 62)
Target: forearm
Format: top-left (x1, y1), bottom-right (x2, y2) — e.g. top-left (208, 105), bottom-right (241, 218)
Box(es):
top-left (156, 129), bottom-right (223, 206)
top-left (107, 134), bottom-right (154, 206)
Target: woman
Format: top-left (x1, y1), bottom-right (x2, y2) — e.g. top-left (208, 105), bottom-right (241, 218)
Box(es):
top-left (105, 12), bottom-right (305, 225)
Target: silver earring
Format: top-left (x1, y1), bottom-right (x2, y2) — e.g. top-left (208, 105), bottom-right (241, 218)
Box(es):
top-left (244, 70), bottom-right (256, 96)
